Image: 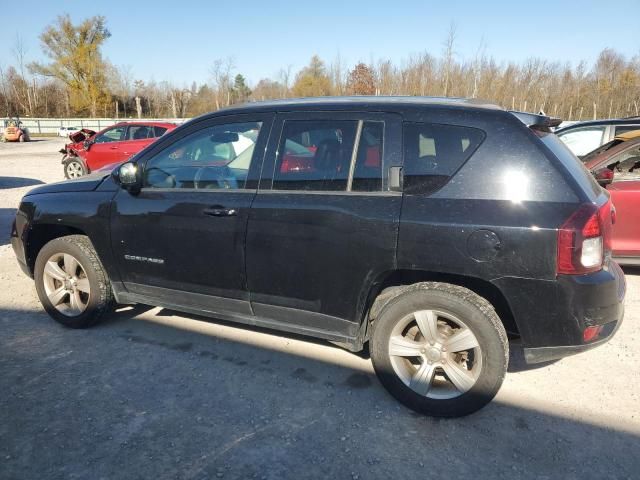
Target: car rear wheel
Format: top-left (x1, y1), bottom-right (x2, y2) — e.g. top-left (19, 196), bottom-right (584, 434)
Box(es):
top-left (34, 235), bottom-right (113, 328)
top-left (63, 158), bottom-right (87, 179)
top-left (370, 282), bottom-right (508, 417)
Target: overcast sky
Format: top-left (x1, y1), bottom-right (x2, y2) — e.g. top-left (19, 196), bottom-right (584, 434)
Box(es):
top-left (1, 0), bottom-right (639, 86)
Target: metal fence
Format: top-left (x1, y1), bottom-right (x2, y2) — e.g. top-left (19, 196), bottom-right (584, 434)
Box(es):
top-left (1, 118), bottom-right (188, 135)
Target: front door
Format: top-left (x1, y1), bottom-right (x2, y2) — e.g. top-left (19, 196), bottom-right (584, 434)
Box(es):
top-left (110, 114), bottom-right (272, 314)
top-left (246, 111), bottom-right (403, 339)
top-left (86, 125), bottom-right (127, 169)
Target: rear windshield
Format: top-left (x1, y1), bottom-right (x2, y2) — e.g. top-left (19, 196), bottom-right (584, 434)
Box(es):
top-left (403, 122), bottom-right (485, 194)
top-left (539, 132), bottom-right (601, 198)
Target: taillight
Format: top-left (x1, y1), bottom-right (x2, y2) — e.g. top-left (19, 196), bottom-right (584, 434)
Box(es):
top-left (557, 201), bottom-right (613, 275)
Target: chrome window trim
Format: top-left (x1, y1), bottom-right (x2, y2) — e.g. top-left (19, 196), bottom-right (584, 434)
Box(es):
top-left (346, 120), bottom-right (364, 192)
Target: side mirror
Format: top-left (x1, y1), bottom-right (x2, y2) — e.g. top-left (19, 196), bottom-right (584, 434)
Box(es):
top-left (113, 161), bottom-right (141, 193)
top-left (83, 140), bottom-right (92, 151)
top-left (593, 167), bottom-right (614, 187)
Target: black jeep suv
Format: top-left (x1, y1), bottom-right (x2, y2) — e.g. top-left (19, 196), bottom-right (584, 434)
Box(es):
top-left (11, 97), bottom-right (625, 417)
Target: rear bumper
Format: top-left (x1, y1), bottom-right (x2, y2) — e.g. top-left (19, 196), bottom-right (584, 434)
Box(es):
top-left (523, 311), bottom-right (623, 363)
top-left (495, 260), bottom-right (626, 364)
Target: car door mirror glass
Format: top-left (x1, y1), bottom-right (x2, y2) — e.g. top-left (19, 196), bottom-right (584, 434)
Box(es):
top-left (117, 162), bottom-right (139, 187)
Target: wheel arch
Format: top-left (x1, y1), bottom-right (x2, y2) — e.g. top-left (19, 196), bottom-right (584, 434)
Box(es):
top-left (25, 224), bottom-right (88, 275)
top-left (63, 154), bottom-right (90, 174)
top-left (362, 269), bottom-right (519, 339)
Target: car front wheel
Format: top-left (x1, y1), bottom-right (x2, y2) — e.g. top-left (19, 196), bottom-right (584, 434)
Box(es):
top-left (34, 235), bottom-right (113, 328)
top-left (63, 158), bottom-right (87, 179)
top-left (370, 282), bottom-right (508, 417)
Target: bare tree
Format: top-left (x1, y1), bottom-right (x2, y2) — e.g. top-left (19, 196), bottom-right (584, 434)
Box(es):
top-left (442, 22), bottom-right (457, 97)
top-left (12, 35), bottom-right (34, 115)
top-left (209, 57), bottom-right (235, 109)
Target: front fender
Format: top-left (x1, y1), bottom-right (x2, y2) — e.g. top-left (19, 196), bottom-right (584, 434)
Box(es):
top-left (16, 191), bottom-right (119, 284)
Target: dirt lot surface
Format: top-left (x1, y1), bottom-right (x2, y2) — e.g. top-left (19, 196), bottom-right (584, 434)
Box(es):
top-left (1, 138), bottom-right (639, 479)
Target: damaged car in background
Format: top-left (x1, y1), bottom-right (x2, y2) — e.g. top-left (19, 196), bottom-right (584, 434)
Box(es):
top-left (59, 122), bottom-right (176, 178)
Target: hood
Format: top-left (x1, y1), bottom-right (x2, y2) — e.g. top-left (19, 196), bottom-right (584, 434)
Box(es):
top-left (68, 128), bottom-right (96, 144)
top-left (25, 173), bottom-right (109, 196)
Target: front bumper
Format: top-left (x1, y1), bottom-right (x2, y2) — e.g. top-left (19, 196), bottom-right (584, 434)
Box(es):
top-left (10, 209), bottom-right (32, 278)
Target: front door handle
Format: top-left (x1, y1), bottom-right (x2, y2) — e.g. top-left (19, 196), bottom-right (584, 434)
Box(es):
top-left (203, 206), bottom-right (237, 217)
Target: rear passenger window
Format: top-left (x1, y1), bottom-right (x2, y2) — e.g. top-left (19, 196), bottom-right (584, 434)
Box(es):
top-left (614, 125), bottom-right (640, 136)
top-left (273, 120), bottom-right (357, 191)
top-left (127, 125), bottom-right (154, 140)
top-left (403, 123), bottom-right (485, 194)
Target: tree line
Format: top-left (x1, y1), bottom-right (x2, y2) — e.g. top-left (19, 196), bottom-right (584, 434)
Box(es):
top-left (1, 16), bottom-right (638, 120)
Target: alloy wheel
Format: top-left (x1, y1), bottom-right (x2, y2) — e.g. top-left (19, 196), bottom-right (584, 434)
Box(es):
top-left (388, 309), bottom-right (483, 399)
top-left (42, 253), bottom-right (90, 316)
top-left (66, 161), bottom-right (84, 178)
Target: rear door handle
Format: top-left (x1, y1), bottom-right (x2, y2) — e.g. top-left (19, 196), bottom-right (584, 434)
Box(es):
top-left (203, 206), bottom-right (237, 217)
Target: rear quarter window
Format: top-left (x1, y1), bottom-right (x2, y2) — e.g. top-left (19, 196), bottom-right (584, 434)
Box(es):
top-left (403, 123), bottom-right (485, 195)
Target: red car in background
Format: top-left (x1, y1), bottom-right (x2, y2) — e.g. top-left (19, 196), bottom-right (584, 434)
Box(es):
top-left (583, 130), bottom-right (640, 265)
top-left (60, 121), bottom-right (176, 178)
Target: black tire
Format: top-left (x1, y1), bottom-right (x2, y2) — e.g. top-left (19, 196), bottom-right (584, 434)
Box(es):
top-left (63, 157), bottom-right (87, 179)
top-left (34, 235), bottom-right (114, 328)
top-left (18, 134), bottom-right (25, 143)
top-left (370, 282), bottom-right (508, 417)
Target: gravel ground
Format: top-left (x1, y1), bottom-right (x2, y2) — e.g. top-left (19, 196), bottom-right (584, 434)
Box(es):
top-left (1, 138), bottom-right (639, 480)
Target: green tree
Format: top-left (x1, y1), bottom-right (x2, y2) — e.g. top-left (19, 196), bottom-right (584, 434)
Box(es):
top-left (292, 55), bottom-right (331, 97)
top-left (231, 74), bottom-right (251, 104)
top-left (30, 14), bottom-right (111, 116)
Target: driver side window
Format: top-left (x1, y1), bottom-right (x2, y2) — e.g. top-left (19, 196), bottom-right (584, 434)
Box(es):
top-left (95, 126), bottom-right (126, 143)
top-left (143, 121), bottom-right (262, 190)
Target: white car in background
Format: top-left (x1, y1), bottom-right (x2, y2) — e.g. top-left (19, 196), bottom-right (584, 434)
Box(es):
top-left (58, 126), bottom-right (80, 137)
top-left (555, 118), bottom-right (640, 157)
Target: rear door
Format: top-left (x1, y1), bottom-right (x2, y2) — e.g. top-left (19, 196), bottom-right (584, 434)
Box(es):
top-left (246, 111), bottom-right (403, 339)
top-left (118, 124), bottom-right (156, 161)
